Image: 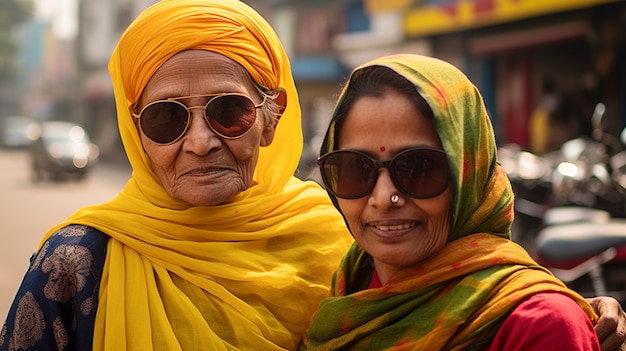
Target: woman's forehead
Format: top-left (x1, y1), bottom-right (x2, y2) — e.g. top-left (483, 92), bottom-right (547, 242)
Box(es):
top-left (142, 50), bottom-right (253, 101)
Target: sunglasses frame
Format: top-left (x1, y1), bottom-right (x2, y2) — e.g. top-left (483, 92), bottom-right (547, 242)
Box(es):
top-left (317, 147), bottom-right (451, 199)
top-left (132, 93), bottom-right (266, 145)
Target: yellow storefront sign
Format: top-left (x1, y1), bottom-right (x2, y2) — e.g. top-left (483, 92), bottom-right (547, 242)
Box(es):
top-left (365, 0), bottom-right (620, 37)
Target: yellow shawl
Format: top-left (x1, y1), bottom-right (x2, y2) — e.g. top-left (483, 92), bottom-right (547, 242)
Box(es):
top-left (40, 0), bottom-right (353, 349)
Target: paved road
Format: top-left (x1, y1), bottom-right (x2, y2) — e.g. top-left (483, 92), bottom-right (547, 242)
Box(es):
top-left (0, 149), bottom-right (130, 320)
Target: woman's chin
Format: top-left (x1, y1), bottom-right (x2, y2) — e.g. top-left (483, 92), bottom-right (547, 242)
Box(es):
top-left (173, 185), bottom-right (240, 207)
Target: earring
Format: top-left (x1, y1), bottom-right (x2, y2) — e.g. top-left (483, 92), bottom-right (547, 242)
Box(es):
top-left (390, 194), bottom-right (399, 204)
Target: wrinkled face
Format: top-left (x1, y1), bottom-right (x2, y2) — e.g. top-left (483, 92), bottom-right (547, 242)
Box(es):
top-left (336, 89), bottom-right (454, 284)
top-left (137, 50), bottom-right (277, 206)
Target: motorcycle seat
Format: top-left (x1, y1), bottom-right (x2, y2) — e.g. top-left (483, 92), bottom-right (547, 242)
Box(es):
top-left (536, 219), bottom-right (626, 263)
top-left (543, 206), bottom-right (610, 226)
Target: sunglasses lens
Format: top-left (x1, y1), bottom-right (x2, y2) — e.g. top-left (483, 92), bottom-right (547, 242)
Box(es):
top-left (319, 148), bottom-right (450, 199)
top-left (206, 95), bottom-right (257, 137)
top-left (394, 149), bottom-right (449, 198)
top-left (320, 151), bottom-right (376, 198)
top-left (140, 102), bottom-right (189, 144)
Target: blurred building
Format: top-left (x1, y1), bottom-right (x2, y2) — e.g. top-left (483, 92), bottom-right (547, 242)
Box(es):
top-left (76, 0), bottom-right (159, 163)
top-left (386, 0), bottom-right (626, 152)
top-left (245, 0), bottom-right (352, 177)
top-left (73, 0), bottom-right (626, 167)
top-left (12, 18), bottom-right (76, 122)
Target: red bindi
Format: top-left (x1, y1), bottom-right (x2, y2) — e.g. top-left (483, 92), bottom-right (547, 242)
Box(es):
top-left (380, 146), bottom-right (386, 152)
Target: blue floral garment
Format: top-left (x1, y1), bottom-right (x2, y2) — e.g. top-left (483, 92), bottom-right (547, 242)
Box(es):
top-left (0, 225), bottom-right (108, 350)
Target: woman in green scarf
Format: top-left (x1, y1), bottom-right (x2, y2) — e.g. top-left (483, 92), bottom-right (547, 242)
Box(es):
top-left (301, 54), bottom-right (602, 350)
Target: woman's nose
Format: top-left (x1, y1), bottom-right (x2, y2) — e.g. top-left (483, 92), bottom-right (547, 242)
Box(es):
top-left (368, 168), bottom-right (401, 207)
top-left (181, 109), bottom-right (221, 154)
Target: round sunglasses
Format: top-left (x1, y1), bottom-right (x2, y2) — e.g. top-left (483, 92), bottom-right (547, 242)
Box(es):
top-left (317, 147), bottom-right (451, 199)
top-left (132, 93), bottom-right (266, 145)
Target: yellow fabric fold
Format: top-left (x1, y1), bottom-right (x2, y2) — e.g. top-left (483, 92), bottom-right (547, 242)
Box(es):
top-left (39, 0), bottom-right (353, 349)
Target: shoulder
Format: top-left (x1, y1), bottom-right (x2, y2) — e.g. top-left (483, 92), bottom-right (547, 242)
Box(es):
top-left (28, 225), bottom-right (109, 300)
top-left (32, 224), bottom-right (109, 266)
top-left (0, 225), bottom-right (109, 350)
top-left (487, 292), bottom-right (600, 351)
top-left (27, 225), bottom-right (109, 283)
top-left (44, 224), bottom-right (109, 250)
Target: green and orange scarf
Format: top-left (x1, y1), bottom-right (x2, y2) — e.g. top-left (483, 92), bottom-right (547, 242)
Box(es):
top-left (301, 54), bottom-right (597, 350)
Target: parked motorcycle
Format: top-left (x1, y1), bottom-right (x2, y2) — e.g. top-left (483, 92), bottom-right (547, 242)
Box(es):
top-left (535, 207), bottom-right (626, 304)
top-left (498, 143), bottom-right (555, 255)
top-left (549, 103), bottom-right (625, 217)
top-left (499, 102), bottom-right (626, 305)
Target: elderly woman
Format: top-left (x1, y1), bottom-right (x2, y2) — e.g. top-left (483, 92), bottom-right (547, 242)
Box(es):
top-left (0, 0), bottom-right (352, 350)
top-left (301, 54), bottom-right (611, 350)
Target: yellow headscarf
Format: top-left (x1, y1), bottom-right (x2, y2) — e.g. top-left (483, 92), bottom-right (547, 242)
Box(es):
top-left (40, 0), bottom-right (353, 349)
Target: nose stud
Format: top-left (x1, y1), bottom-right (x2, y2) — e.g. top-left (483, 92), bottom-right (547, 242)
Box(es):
top-left (390, 194), bottom-right (399, 204)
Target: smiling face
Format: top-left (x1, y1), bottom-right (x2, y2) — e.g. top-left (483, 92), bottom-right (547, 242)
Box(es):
top-left (137, 50), bottom-right (277, 206)
top-left (336, 88), bottom-right (454, 284)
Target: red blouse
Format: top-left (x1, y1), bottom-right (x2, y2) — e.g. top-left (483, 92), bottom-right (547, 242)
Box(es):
top-left (485, 292), bottom-right (600, 350)
top-left (368, 270), bottom-right (600, 350)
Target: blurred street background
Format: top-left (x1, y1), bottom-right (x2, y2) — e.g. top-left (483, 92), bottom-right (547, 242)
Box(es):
top-left (0, 149), bottom-right (129, 320)
top-left (1, 0), bottom-right (626, 318)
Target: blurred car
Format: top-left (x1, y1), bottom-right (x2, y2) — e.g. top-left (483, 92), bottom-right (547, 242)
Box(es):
top-left (0, 116), bottom-right (38, 149)
top-left (28, 121), bottom-right (100, 182)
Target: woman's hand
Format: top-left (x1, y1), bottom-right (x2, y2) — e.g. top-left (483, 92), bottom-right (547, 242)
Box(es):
top-left (588, 296), bottom-right (626, 351)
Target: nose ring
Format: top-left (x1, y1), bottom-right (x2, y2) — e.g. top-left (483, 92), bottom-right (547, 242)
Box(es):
top-left (390, 194), bottom-right (399, 204)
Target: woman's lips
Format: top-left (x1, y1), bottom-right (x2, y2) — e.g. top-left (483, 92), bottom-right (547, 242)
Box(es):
top-left (373, 222), bottom-right (415, 231)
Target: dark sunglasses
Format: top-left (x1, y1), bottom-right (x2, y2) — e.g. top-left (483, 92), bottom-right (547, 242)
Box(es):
top-left (132, 93), bottom-right (266, 145)
top-left (317, 147), bottom-right (451, 199)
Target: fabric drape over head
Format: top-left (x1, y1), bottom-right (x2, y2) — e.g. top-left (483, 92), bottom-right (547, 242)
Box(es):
top-left (301, 54), bottom-right (596, 350)
top-left (39, 0), bottom-right (353, 349)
